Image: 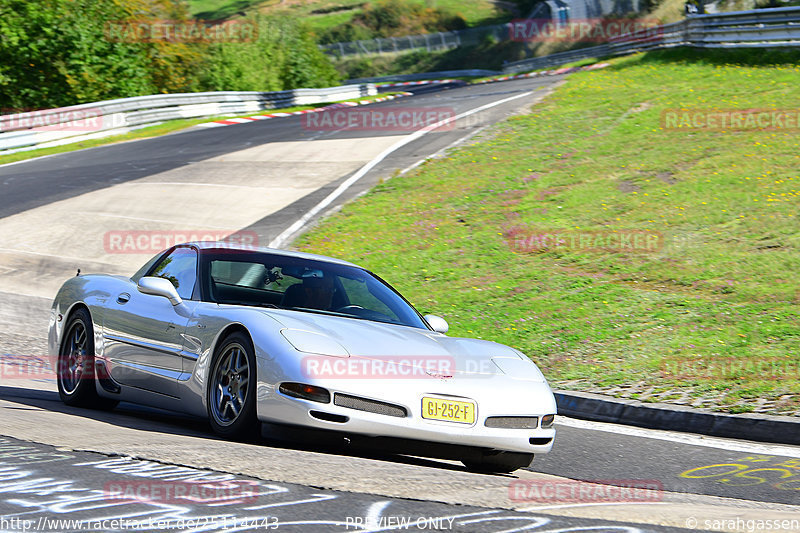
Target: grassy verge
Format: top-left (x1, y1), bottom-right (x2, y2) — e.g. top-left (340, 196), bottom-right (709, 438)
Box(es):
top-left (334, 40), bottom-right (531, 79)
top-left (189, 0), bottom-right (509, 30)
top-left (0, 92), bottom-right (404, 166)
top-left (296, 47), bottom-right (800, 416)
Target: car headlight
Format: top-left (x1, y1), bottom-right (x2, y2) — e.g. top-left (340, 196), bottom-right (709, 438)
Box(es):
top-left (280, 329), bottom-right (349, 357)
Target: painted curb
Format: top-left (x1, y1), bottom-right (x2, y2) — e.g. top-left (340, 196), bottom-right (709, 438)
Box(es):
top-left (555, 390), bottom-right (800, 445)
top-left (198, 63), bottom-right (613, 129)
top-left (377, 79), bottom-right (460, 88)
top-left (198, 92), bottom-right (414, 128)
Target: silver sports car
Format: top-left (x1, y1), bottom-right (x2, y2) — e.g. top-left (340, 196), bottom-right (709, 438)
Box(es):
top-left (48, 242), bottom-right (556, 472)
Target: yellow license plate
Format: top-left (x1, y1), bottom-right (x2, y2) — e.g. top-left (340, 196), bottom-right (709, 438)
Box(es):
top-left (421, 397), bottom-right (476, 424)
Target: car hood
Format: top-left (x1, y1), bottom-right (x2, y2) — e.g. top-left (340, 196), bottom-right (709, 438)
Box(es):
top-left (260, 309), bottom-right (545, 380)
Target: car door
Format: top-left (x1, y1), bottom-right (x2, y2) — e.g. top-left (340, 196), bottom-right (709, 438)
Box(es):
top-left (103, 246), bottom-right (198, 397)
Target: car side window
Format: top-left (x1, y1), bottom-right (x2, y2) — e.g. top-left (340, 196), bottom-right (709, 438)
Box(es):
top-left (150, 247), bottom-right (197, 300)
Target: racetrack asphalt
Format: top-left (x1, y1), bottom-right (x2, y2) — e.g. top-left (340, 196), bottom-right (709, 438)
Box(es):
top-left (0, 75), bottom-right (798, 532)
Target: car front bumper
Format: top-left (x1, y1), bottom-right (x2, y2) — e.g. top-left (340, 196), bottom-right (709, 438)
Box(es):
top-left (255, 372), bottom-right (557, 455)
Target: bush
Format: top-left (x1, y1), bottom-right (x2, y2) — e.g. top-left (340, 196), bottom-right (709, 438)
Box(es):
top-left (0, 1), bottom-right (339, 110)
top-left (199, 16), bottom-right (339, 91)
top-left (318, 0), bottom-right (467, 44)
top-left (0, 0), bottom-right (175, 109)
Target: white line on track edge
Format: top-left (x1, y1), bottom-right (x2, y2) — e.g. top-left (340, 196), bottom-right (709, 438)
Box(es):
top-left (267, 90), bottom-right (535, 249)
top-left (557, 416), bottom-right (800, 458)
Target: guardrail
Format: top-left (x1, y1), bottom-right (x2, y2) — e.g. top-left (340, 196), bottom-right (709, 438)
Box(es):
top-left (0, 84), bottom-right (376, 154)
top-left (503, 6), bottom-right (800, 73)
top-left (347, 70), bottom-right (501, 84)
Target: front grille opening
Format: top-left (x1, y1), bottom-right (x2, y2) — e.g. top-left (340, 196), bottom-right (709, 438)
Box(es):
top-left (530, 437), bottom-right (553, 445)
top-left (485, 416), bottom-right (539, 429)
top-left (309, 410), bottom-right (349, 423)
top-left (334, 393), bottom-right (408, 418)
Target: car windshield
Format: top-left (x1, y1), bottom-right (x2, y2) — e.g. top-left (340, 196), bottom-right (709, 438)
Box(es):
top-left (199, 249), bottom-right (428, 329)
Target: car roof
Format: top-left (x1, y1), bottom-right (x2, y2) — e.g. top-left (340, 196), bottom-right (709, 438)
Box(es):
top-left (186, 241), bottom-right (360, 268)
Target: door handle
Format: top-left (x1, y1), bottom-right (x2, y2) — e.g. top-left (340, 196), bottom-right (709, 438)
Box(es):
top-left (117, 293), bottom-right (131, 304)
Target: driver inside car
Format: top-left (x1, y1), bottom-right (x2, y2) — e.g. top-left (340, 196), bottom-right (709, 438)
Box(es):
top-left (302, 274), bottom-right (335, 310)
top-left (281, 272), bottom-right (336, 310)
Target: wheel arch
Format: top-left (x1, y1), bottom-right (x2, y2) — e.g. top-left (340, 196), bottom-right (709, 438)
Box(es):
top-left (210, 323), bottom-right (255, 357)
top-left (57, 302), bottom-right (92, 352)
top-left (204, 322), bottom-right (258, 397)
top-left (205, 322), bottom-right (260, 438)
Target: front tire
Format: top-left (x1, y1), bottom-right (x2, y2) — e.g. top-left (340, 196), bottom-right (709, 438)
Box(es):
top-left (207, 332), bottom-right (259, 440)
top-left (57, 308), bottom-right (118, 410)
top-left (462, 451), bottom-right (534, 473)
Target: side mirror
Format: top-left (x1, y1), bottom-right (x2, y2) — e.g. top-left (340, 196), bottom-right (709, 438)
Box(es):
top-left (423, 314), bottom-right (449, 334)
top-left (137, 276), bottom-right (182, 306)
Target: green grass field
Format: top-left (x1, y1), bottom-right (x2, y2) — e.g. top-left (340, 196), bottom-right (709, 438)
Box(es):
top-left (296, 48), bottom-right (800, 416)
top-left (188, 0), bottom-right (510, 30)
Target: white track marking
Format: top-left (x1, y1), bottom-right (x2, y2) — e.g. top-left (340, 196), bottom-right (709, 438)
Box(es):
top-left (557, 416), bottom-right (800, 457)
top-left (457, 515), bottom-right (550, 533)
top-left (365, 501), bottom-right (392, 529)
top-left (268, 90), bottom-right (535, 248)
top-left (536, 524), bottom-right (642, 533)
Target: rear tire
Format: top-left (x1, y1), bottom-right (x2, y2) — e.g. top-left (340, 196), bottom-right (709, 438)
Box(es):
top-left (57, 308), bottom-right (118, 410)
top-left (462, 451), bottom-right (534, 473)
top-left (207, 331), bottom-right (259, 440)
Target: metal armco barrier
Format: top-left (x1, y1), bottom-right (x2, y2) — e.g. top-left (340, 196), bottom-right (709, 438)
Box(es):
top-left (503, 6), bottom-right (800, 73)
top-left (0, 84), bottom-right (376, 153)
